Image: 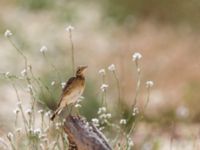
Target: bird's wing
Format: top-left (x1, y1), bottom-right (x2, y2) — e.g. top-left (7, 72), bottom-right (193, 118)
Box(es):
top-left (62, 77), bottom-right (76, 93)
top-left (57, 77), bottom-right (76, 106)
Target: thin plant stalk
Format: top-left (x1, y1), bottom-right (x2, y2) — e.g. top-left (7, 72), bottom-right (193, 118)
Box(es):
top-left (128, 83), bottom-right (152, 136)
top-left (42, 53), bottom-right (62, 84)
top-left (132, 60), bottom-right (141, 108)
top-left (7, 37), bottom-right (37, 129)
top-left (112, 71), bottom-right (121, 112)
top-left (68, 30), bottom-right (75, 75)
top-left (10, 79), bottom-right (28, 134)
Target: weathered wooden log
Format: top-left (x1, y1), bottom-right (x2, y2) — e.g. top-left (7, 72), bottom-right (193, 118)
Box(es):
top-left (63, 115), bottom-right (112, 150)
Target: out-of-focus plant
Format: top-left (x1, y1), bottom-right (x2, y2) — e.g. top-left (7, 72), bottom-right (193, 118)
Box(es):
top-left (1, 28), bottom-right (155, 150)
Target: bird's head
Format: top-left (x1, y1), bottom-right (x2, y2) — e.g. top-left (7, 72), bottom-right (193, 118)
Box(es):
top-left (76, 66), bottom-right (88, 76)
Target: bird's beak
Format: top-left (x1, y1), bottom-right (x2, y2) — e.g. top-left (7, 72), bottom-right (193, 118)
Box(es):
top-left (81, 66), bottom-right (88, 73)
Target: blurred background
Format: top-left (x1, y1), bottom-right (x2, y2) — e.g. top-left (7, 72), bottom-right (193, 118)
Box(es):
top-left (0, 0), bottom-right (200, 149)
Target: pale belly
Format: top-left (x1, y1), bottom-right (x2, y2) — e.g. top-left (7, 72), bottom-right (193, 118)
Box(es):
top-left (61, 88), bottom-right (83, 106)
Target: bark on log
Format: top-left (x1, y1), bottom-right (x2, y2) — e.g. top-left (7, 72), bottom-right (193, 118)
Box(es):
top-left (63, 115), bottom-right (112, 150)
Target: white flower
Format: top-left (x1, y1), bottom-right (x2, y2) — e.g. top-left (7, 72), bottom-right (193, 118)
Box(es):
top-left (120, 119), bottom-right (127, 125)
top-left (38, 109), bottom-right (44, 114)
top-left (25, 108), bottom-right (32, 115)
top-left (100, 84), bottom-right (109, 92)
top-left (97, 107), bottom-right (106, 114)
top-left (75, 103), bottom-right (82, 108)
top-left (132, 107), bottom-right (139, 116)
top-left (132, 52), bottom-right (142, 61)
top-left (55, 123), bottom-right (62, 130)
top-left (146, 81), bottom-right (154, 88)
top-left (5, 72), bottom-right (10, 77)
top-left (4, 30), bottom-right (12, 37)
top-left (99, 69), bottom-right (106, 75)
top-left (61, 82), bottom-right (66, 88)
top-left (13, 108), bottom-right (20, 114)
top-left (92, 118), bottom-right (99, 126)
top-left (34, 128), bottom-right (41, 135)
top-left (128, 137), bottom-right (134, 147)
top-left (65, 25), bottom-right (75, 32)
top-left (45, 111), bottom-right (51, 117)
top-left (27, 84), bottom-right (33, 90)
top-left (7, 132), bottom-right (14, 141)
top-left (21, 69), bottom-right (27, 76)
top-left (40, 46), bottom-right (47, 53)
top-left (51, 81), bottom-right (55, 86)
top-left (106, 113), bottom-right (112, 119)
top-left (108, 64), bottom-right (116, 71)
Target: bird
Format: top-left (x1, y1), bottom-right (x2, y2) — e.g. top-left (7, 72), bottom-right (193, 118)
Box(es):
top-left (50, 66), bottom-right (88, 121)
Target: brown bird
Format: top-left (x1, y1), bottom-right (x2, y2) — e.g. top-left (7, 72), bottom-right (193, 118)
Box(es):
top-left (50, 66), bottom-right (87, 121)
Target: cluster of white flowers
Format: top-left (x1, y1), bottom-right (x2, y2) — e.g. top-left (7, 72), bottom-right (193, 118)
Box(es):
top-left (98, 69), bottom-right (106, 75)
top-left (100, 84), bottom-right (109, 92)
top-left (119, 119), bottom-right (127, 125)
top-left (146, 80), bottom-right (154, 88)
top-left (108, 64), bottom-right (116, 71)
top-left (40, 46), bottom-right (48, 53)
top-left (132, 107), bottom-right (139, 116)
top-left (4, 30), bottom-right (12, 37)
top-left (127, 137), bottom-right (134, 149)
top-left (132, 52), bottom-right (142, 61)
top-left (97, 107), bottom-right (106, 114)
top-left (61, 82), bottom-right (66, 88)
top-left (91, 118), bottom-right (99, 127)
top-left (65, 25), bottom-right (74, 32)
top-left (97, 107), bottom-right (112, 125)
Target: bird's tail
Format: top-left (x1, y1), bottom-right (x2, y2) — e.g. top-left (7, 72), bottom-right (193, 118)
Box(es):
top-left (50, 107), bottom-right (63, 121)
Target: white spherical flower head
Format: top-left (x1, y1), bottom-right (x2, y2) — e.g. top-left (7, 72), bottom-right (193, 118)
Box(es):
top-left (4, 30), bottom-right (13, 37)
top-left (91, 118), bottom-right (99, 124)
top-left (40, 46), bottom-right (47, 53)
top-left (38, 109), bottom-right (44, 114)
top-left (61, 82), bottom-right (66, 88)
top-left (120, 119), bottom-right (127, 125)
top-left (98, 69), bottom-right (106, 75)
top-left (100, 84), bottom-right (109, 92)
top-left (13, 108), bottom-right (20, 114)
top-left (132, 52), bottom-right (142, 61)
top-left (51, 81), bottom-right (55, 86)
top-left (66, 25), bottom-right (75, 32)
top-left (25, 108), bottom-right (32, 115)
top-left (108, 64), bottom-right (116, 71)
top-left (7, 132), bottom-right (14, 141)
top-left (75, 103), bottom-right (82, 108)
top-left (146, 80), bottom-right (154, 88)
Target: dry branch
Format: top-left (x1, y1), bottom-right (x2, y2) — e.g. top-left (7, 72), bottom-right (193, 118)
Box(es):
top-left (63, 115), bottom-right (112, 150)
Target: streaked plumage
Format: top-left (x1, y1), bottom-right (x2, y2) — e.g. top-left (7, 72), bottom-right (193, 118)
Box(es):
top-left (50, 66), bottom-right (87, 121)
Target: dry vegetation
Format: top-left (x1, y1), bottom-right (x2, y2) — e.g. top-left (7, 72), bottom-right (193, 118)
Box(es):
top-left (0, 0), bottom-right (200, 150)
